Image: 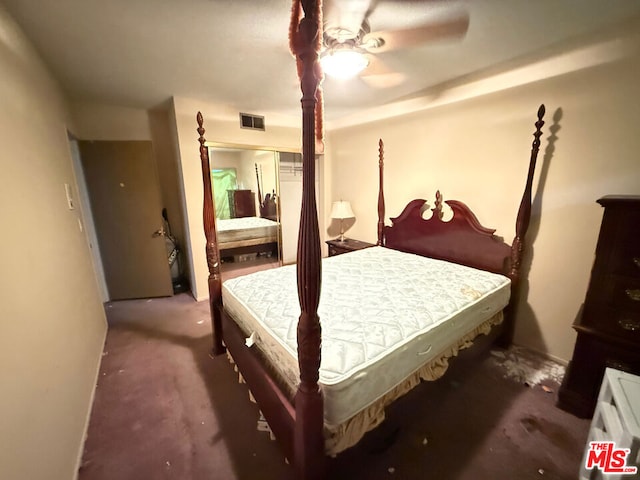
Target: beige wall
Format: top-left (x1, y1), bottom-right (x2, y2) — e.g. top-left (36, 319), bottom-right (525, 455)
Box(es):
top-left (71, 101), bottom-right (152, 141)
top-left (170, 96), bottom-right (303, 300)
top-left (327, 32), bottom-right (640, 362)
top-left (148, 106), bottom-right (188, 282)
top-left (0, 6), bottom-right (107, 480)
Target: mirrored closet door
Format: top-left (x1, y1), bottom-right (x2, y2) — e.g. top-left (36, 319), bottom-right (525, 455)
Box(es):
top-left (278, 152), bottom-right (318, 265)
top-left (208, 145), bottom-right (282, 279)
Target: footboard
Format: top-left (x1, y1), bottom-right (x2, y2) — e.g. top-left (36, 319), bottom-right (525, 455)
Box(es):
top-left (219, 306), bottom-right (296, 460)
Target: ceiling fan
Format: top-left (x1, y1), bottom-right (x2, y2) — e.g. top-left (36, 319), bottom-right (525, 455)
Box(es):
top-left (320, 0), bottom-right (470, 85)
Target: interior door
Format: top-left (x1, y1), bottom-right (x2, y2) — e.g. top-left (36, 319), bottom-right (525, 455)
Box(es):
top-left (79, 140), bottom-right (173, 300)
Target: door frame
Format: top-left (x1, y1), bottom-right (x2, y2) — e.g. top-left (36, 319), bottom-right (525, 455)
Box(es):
top-left (67, 135), bottom-right (109, 301)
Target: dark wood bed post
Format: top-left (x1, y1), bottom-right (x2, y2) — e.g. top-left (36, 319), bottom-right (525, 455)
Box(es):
top-left (377, 139), bottom-right (385, 246)
top-left (293, 0), bottom-right (324, 478)
top-left (500, 104), bottom-right (546, 346)
top-left (197, 112), bottom-right (225, 356)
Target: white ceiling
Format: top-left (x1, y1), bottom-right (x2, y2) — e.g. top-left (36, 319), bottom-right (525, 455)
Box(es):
top-left (4, 0), bottom-right (640, 125)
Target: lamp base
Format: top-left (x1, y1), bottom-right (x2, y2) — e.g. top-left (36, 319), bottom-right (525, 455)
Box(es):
top-left (336, 219), bottom-right (347, 242)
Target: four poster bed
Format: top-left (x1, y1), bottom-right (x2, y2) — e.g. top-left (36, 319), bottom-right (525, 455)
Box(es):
top-left (196, 2), bottom-right (546, 478)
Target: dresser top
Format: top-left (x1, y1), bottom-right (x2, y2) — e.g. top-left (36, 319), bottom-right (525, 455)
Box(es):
top-left (597, 195), bottom-right (640, 207)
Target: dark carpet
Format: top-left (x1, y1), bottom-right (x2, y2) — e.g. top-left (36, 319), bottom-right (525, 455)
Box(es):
top-left (78, 294), bottom-right (590, 480)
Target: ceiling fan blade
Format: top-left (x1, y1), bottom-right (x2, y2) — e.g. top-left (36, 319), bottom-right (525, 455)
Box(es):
top-left (360, 72), bottom-right (407, 89)
top-left (360, 56), bottom-right (406, 88)
top-left (323, 0), bottom-right (373, 39)
top-left (366, 12), bottom-right (469, 53)
top-left (364, 54), bottom-right (393, 76)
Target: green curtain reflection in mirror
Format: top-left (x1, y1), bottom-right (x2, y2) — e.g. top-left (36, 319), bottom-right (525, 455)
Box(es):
top-left (211, 168), bottom-right (237, 219)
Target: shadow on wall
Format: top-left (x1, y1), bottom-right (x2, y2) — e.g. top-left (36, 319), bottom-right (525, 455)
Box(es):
top-left (514, 107), bottom-right (564, 353)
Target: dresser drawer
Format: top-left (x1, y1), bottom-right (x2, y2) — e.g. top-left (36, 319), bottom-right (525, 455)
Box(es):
top-left (598, 208), bottom-right (640, 278)
top-left (611, 276), bottom-right (640, 311)
top-left (582, 302), bottom-right (640, 342)
top-left (558, 331), bottom-right (640, 417)
top-left (608, 238), bottom-right (640, 278)
top-left (328, 244), bottom-right (347, 256)
top-left (589, 274), bottom-right (640, 312)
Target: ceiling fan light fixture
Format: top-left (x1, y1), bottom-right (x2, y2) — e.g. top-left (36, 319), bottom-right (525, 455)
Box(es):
top-left (320, 48), bottom-right (369, 79)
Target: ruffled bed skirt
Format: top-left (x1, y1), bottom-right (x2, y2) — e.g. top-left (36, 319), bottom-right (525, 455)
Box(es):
top-left (225, 311), bottom-right (503, 456)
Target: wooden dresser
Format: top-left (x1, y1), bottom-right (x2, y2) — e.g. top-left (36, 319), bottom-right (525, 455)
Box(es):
top-left (558, 195), bottom-right (640, 418)
top-left (228, 189), bottom-right (256, 218)
top-left (326, 238), bottom-right (375, 257)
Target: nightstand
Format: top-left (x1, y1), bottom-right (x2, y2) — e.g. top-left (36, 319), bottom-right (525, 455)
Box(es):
top-left (326, 238), bottom-right (375, 257)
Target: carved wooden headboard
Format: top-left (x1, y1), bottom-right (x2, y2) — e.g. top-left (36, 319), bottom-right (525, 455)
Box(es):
top-left (377, 104), bottom-right (546, 284)
top-left (384, 193), bottom-right (512, 275)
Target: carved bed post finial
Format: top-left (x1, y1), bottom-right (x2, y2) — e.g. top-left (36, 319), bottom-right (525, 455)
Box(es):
top-left (377, 139), bottom-right (385, 246)
top-left (433, 190), bottom-right (444, 220)
top-left (197, 112), bottom-right (225, 356)
top-left (291, 0), bottom-right (325, 478)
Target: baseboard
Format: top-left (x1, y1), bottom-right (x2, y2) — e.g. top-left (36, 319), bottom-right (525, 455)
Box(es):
top-left (511, 342), bottom-right (569, 367)
top-left (72, 328), bottom-right (108, 480)
top-left (542, 351), bottom-right (569, 367)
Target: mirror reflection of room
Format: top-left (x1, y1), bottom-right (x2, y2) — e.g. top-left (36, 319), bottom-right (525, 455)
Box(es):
top-left (209, 146), bottom-right (281, 280)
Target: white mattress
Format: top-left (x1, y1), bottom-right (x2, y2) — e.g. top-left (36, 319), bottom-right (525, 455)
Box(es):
top-left (222, 246), bottom-right (510, 426)
top-left (217, 217), bottom-right (279, 244)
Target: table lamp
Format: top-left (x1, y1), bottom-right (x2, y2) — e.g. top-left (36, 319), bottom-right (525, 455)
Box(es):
top-left (330, 201), bottom-right (355, 242)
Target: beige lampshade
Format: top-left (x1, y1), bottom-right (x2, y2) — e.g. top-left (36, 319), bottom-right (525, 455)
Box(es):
top-left (330, 201), bottom-right (355, 220)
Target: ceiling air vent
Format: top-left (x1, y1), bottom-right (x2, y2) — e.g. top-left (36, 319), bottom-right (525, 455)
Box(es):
top-left (239, 113), bottom-right (265, 131)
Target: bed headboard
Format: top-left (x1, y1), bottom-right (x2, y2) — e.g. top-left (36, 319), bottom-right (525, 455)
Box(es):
top-left (377, 104), bottom-right (546, 282)
top-left (383, 194), bottom-right (512, 275)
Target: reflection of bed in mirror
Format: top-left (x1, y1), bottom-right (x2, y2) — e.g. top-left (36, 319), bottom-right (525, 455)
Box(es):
top-left (217, 216), bottom-right (279, 259)
top-left (208, 145), bottom-right (283, 265)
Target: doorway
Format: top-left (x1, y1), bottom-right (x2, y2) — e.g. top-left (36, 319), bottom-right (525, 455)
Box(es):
top-left (79, 140), bottom-right (173, 300)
